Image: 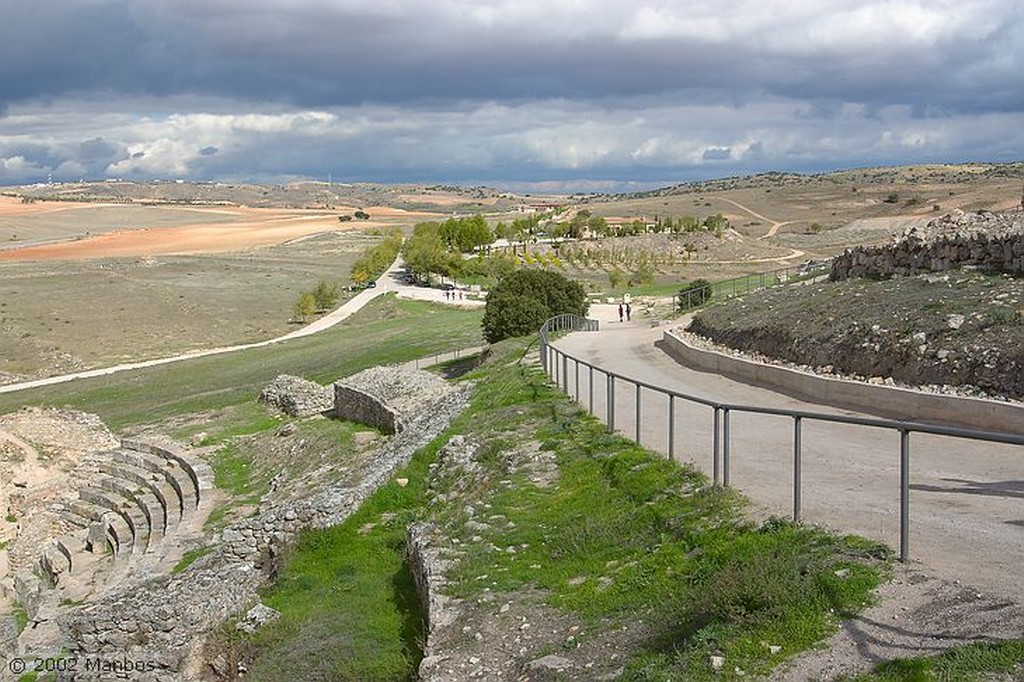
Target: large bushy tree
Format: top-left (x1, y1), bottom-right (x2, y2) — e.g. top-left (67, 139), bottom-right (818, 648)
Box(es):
top-left (482, 269), bottom-right (589, 343)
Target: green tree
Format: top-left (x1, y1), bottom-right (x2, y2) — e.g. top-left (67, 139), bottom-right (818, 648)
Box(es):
top-left (312, 279), bottom-right (340, 311)
top-left (608, 268), bottom-right (624, 290)
top-left (482, 270), bottom-right (589, 343)
top-left (677, 279), bottom-right (712, 310)
top-left (293, 291), bottom-right (317, 322)
top-left (630, 261), bottom-right (655, 287)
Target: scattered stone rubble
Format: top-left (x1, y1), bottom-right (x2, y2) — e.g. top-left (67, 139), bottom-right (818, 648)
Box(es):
top-left (831, 210), bottom-right (1024, 280)
top-left (257, 374), bottom-right (333, 417)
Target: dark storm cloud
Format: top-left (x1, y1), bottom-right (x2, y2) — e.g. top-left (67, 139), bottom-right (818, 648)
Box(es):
top-left (0, 1), bottom-right (1021, 187)
top-left (0, 0), bottom-right (1017, 113)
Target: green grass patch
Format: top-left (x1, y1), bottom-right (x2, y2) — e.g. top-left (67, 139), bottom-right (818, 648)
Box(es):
top-left (13, 603), bottom-right (28, 634)
top-left (431, 343), bottom-right (889, 680)
top-left (239, 437), bottom-right (438, 681)
top-left (846, 638), bottom-right (1024, 681)
top-left (172, 546), bottom-right (213, 574)
top-left (0, 295), bottom-right (483, 429)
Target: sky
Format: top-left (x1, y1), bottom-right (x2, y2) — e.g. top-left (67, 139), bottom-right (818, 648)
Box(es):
top-left (1, 0), bottom-right (1022, 192)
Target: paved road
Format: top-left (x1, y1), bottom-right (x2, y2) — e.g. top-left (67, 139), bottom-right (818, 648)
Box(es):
top-left (0, 257), bottom-right (481, 395)
top-left (553, 305), bottom-right (1023, 602)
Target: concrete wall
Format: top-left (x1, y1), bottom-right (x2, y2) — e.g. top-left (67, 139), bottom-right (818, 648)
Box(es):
top-left (660, 330), bottom-right (1023, 435)
top-left (333, 384), bottom-right (402, 434)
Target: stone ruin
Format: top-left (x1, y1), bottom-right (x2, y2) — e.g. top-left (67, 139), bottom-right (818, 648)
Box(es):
top-left (0, 365), bottom-right (473, 680)
top-left (830, 210), bottom-right (1024, 280)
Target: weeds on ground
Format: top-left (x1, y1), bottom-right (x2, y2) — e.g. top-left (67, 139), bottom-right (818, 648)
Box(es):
top-left (844, 638), bottom-right (1024, 681)
top-left (439, 344), bottom-right (890, 680)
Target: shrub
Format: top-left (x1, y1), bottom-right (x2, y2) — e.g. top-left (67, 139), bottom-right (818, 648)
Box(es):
top-left (482, 270), bottom-right (589, 343)
top-left (677, 279), bottom-right (713, 310)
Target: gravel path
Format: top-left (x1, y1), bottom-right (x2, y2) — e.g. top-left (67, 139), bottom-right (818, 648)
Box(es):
top-left (552, 306), bottom-right (1023, 604)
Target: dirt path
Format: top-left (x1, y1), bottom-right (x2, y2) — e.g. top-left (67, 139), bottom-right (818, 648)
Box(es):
top-left (0, 258), bottom-right (401, 394)
top-left (0, 257), bottom-right (483, 396)
top-left (551, 308), bottom-right (1023, 673)
top-left (717, 197), bottom-right (799, 238)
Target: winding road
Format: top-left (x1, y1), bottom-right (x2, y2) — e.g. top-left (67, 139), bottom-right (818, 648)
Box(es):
top-left (551, 305), bottom-right (1023, 603)
top-left (717, 196), bottom-right (800, 238)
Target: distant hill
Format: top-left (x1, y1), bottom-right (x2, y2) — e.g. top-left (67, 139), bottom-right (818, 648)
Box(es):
top-left (1, 180), bottom-right (528, 214)
top-left (591, 162), bottom-right (1024, 200)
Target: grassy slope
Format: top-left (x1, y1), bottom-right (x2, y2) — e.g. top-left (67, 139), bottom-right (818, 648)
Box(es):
top-left (0, 295), bottom-right (483, 429)
top-left (222, 340), bottom-right (892, 681)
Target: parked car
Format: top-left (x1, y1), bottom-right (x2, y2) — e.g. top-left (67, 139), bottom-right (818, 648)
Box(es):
top-left (441, 282), bottom-right (456, 291)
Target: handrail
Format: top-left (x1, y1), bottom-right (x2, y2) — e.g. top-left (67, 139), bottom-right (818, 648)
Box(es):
top-left (538, 314), bottom-right (600, 373)
top-left (538, 320), bottom-right (1024, 562)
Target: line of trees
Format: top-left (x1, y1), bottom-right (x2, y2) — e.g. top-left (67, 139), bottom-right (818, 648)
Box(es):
top-left (350, 229), bottom-right (403, 285)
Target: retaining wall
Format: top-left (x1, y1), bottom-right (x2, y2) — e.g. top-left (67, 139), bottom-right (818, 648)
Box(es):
top-left (659, 330), bottom-right (1024, 435)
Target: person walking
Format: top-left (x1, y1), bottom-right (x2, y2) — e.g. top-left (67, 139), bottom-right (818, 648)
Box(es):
top-left (618, 303), bottom-right (624, 322)
top-left (626, 302), bottom-right (632, 321)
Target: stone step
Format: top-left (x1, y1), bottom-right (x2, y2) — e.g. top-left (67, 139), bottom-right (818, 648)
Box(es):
top-left (97, 460), bottom-right (176, 531)
top-left (120, 439), bottom-right (205, 510)
top-left (69, 496), bottom-right (132, 558)
top-left (108, 449), bottom-right (189, 519)
top-left (93, 473), bottom-right (163, 544)
top-left (39, 538), bottom-right (74, 585)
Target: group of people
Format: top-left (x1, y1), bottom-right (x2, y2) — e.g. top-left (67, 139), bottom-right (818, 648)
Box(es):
top-left (618, 301), bottom-right (632, 322)
top-left (444, 289), bottom-right (463, 301)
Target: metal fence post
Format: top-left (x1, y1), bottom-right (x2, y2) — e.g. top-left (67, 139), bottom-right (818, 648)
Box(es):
top-left (793, 416), bottom-right (802, 521)
top-left (900, 428), bottom-right (910, 563)
top-left (712, 407), bottom-right (721, 485)
top-left (722, 408), bottom-right (731, 487)
top-left (668, 394), bottom-right (675, 460)
top-left (574, 358), bottom-right (580, 400)
top-left (635, 383), bottom-right (642, 444)
top-left (562, 354), bottom-right (569, 393)
top-left (608, 374), bottom-right (616, 431)
top-left (588, 365), bottom-right (594, 413)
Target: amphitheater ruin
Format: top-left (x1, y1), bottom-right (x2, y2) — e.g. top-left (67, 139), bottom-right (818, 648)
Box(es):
top-left (0, 365), bottom-right (472, 680)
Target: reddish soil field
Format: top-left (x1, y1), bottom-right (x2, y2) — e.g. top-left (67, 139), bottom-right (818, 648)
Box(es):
top-left (0, 197), bottom-right (430, 261)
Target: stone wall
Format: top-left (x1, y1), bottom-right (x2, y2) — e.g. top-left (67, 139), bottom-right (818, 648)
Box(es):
top-left (333, 385), bottom-right (401, 434)
top-left (831, 210), bottom-right (1024, 280)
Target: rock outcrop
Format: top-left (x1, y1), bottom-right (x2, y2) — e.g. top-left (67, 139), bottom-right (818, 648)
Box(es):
top-left (831, 210), bottom-right (1024, 280)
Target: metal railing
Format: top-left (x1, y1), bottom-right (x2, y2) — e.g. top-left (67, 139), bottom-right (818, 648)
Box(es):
top-left (538, 315), bottom-right (1024, 562)
top-left (676, 260), bottom-right (831, 311)
top-left (539, 313), bottom-right (599, 374)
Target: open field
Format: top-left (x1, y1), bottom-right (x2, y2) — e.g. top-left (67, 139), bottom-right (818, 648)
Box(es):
top-left (0, 231), bottom-right (393, 382)
top-left (0, 195), bottom-right (434, 258)
top-left (0, 295), bottom-right (484, 429)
